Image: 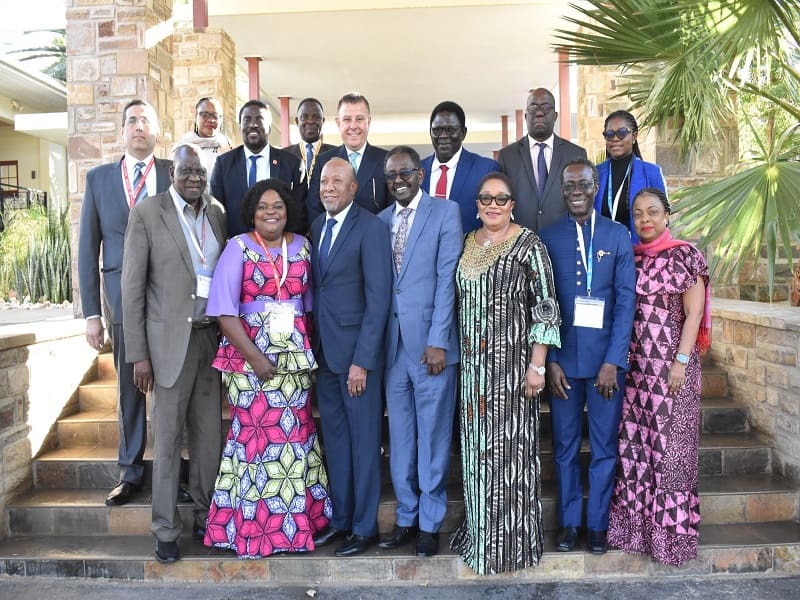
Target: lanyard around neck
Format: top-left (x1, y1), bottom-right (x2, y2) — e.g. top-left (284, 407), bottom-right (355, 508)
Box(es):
top-left (575, 211), bottom-right (596, 296)
top-left (122, 158), bottom-right (154, 208)
top-left (253, 230), bottom-right (289, 295)
top-left (606, 159), bottom-right (632, 220)
top-left (176, 203), bottom-right (207, 266)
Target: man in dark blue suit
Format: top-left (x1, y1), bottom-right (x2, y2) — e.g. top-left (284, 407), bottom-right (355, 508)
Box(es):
top-left (377, 146), bottom-right (462, 557)
top-left (539, 158), bottom-right (635, 556)
top-left (305, 93), bottom-right (388, 225)
top-left (78, 99), bottom-right (172, 507)
top-left (310, 157), bottom-right (392, 557)
top-left (210, 99), bottom-right (303, 235)
top-left (421, 101), bottom-right (498, 233)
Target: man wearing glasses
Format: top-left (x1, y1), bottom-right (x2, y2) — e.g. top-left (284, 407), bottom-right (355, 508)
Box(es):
top-left (497, 88), bottom-right (587, 232)
top-left (539, 158), bottom-right (635, 556)
top-left (421, 101), bottom-right (498, 233)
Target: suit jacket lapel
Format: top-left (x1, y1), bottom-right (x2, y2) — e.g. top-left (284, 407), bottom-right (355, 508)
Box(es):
top-left (159, 193), bottom-right (197, 277)
top-left (112, 160), bottom-right (129, 213)
top-left (519, 138), bottom-right (537, 193)
top-left (449, 150), bottom-right (473, 201)
top-left (545, 136), bottom-right (567, 199)
top-left (206, 197), bottom-right (225, 244)
top-left (397, 195), bottom-right (430, 280)
top-left (325, 203), bottom-right (357, 275)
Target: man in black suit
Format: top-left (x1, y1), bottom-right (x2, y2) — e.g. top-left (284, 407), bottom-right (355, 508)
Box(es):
top-left (78, 99), bottom-right (172, 507)
top-left (283, 97), bottom-right (336, 182)
top-left (305, 93), bottom-right (388, 225)
top-left (497, 87), bottom-right (588, 232)
top-left (211, 99), bottom-right (304, 235)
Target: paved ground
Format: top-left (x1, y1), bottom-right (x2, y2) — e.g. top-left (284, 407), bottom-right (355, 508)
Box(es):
top-left (1, 575), bottom-right (799, 600)
top-left (0, 303), bottom-right (73, 326)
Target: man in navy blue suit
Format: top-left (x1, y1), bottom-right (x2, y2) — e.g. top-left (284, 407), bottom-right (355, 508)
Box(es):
top-left (305, 93), bottom-right (389, 225)
top-left (309, 157), bottom-right (392, 557)
top-left (539, 158), bottom-right (635, 556)
top-left (377, 146), bottom-right (462, 557)
top-left (421, 101), bottom-right (498, 233)
top-left (210, 99), bottom-right (303, 235)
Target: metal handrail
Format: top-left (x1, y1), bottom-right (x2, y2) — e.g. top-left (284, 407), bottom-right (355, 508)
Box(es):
top-left (0, 182), bottom-right (48, 212)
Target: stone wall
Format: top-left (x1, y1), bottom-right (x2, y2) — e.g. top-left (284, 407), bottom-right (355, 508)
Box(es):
top-left (710, 298), bottom-right (800, 481)
top-left (0, 319), bottom-right (94, 538)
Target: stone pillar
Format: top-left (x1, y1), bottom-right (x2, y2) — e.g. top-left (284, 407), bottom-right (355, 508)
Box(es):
top-left (66, 0), bottom-right (174, 315)
top-left (172, 24), bottom-right (237, 143)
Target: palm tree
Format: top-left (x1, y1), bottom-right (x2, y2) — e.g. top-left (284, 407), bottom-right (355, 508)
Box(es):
top-left (554, 0), bottom-right (800, 300)
top-left (9, 29), bottom-right (66, 83)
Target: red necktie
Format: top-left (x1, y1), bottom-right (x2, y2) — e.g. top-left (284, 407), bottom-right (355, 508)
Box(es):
top-left (435, 165), bottom-right (448, 199)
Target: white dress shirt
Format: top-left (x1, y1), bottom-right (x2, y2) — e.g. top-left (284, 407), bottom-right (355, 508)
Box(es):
top-left (122, 153), bottom-right (157, 207)
top-left (429, 147), bottom-right (463, 199)
top-left (243, 145), bottom-right (272, 183)
top-left (528, 133), bottom-right (554, 188)
top-left (318, 200), bottom-right (355, 251)
top-left (391, 189), bottom-right (423, 243)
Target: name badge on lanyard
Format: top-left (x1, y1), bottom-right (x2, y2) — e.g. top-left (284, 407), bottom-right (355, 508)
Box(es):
top-left (573, 212), bottom-right (605, 329)
top-left (196, 267), bottom-right (213, 299)
top-left (176, 202), bottom-right (212, 298)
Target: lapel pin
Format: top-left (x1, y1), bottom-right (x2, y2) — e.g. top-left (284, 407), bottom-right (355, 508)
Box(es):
top-left (272, 159), bottom-right (278, 165)
top-left (597, 250), bottom-right (610, 262)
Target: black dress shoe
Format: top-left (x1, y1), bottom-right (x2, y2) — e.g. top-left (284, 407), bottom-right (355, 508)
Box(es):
top-left (587, 529), bottom-right (608, 555)
top-left (105, 481), bottom-right (139, 507)
top-left (416, 531), bottom-right (439, 557)
top-left (154, 539), bottom-right (180, 564)
top-left (177, 486), bottom-right (192, 504)
top-left (378, 524), bottom-right (418, 549)
top-left (335, 534), bottom-right (377, 557)
top-left (313, 527), bottom-right (350, 547)
top-left (556, 526), bottom-right (579, 552)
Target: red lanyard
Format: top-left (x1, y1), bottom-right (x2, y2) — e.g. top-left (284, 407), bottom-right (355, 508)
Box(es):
top-left (252, 230), bottom-right (287, 296)
top-left (122, 157), bottom-right (154, 208)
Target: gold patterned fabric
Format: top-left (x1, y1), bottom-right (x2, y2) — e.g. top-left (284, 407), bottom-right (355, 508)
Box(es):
top-left (450, 228), bottom-right (560, 575)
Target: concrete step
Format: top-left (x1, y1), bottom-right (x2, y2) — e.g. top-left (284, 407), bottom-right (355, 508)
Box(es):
top-left (1, 521), bottom-right (799, 582)
top-left (8, 473), bottom-right (797, 539)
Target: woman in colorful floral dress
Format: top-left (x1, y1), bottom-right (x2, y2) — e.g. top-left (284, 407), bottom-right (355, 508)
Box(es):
top-left (204, 179), bottom-right (331, 558)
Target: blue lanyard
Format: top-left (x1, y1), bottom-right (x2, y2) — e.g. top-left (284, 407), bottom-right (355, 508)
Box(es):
top-left (606, 160), bottom-right (632, 220)
top-left (575, 211), bottom-right (595, 295)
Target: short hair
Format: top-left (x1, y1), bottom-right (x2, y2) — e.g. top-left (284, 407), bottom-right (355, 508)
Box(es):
top-left (604, 109), bottom-right (642, 159)
top-left (476, 172), bottom-right (515, 198)
top-left (337, 92), bottom-right (370, 113)
top-left (385, 145), bottom-right (421, 169)
top-left (560, 158), bottom-right (599, 183)
top-left (297, 97), bottom-right (324, 114)
top-left (528, 87), bottom-right (556, 104)
top-left (429, 101), bottom-right (466, 129)
top-left (633, 187), bottom-right (671, 213)
top-left (240, 178), bottom-right (303, 234)
top-left (171, 142), bottom-right (203, 160)
top-left (238, 99), bottom-right (271, 125)
top-left (121, 99), bottom-right (155, 126)
top-left (195, 96), bottom-right (219, 111)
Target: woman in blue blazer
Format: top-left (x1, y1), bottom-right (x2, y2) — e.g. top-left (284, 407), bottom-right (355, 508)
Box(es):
top-left (594, 110), bottom-right (667, 243)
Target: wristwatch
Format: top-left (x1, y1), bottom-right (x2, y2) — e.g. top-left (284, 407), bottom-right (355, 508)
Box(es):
top-left (675, 353), bottom-right (690, 365)
top-left (528, 363), bottom-right (546, 376)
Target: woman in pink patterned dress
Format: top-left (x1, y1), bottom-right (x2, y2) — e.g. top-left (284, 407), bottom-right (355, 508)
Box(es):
top-left (203, 179), bottom-right (331, 558)
top-left (607, 188), bottom-right (710, 566)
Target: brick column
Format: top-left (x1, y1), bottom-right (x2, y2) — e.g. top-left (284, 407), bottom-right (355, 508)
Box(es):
top-left (172, 25), bottom-right (237, 143)
top-left (66, 0), bottom-right (174, 315)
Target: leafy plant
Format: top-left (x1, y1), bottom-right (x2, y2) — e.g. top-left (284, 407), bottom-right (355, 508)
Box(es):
top-left (9, 28), bottom-right (66, 83)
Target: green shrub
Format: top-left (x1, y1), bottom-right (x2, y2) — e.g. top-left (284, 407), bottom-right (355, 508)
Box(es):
top-left (0, 205), bottom-right (72, 303)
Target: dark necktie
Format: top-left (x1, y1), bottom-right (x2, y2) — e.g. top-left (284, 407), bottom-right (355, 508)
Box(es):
top-left (435, 165), bottom-right (448, 199)
top-left (536, 142), bottom-right (548, 198)
top-left (318, 217), bottom-right (336, 273)
top-left (305, 143), bottom-right (314, 178)
top-left (248, 155), bottom-right (260, 188)
top-left (133, 161), bottom-right (148, 206)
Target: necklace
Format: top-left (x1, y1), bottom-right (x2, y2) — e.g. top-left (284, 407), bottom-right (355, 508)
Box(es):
top-left (480, 222), bottom-right (512, 247)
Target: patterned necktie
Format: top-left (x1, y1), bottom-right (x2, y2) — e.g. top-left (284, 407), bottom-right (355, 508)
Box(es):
top-left (393, 207), bottom-right (412, 274)
top-left (305, 143), bottom-right (314, 178)
top-left (536, 142), bottom-right (548, 198)
top-left (319, 217), bottom-right (337, 273)
top-left (133, 161), bottom-right (148, 206)
top-left (348, 151), bottom-right (359, 173)
top-left (248, 155), bottom-right (260, 188)
top-left (435, 164), bottom-right (448, 199)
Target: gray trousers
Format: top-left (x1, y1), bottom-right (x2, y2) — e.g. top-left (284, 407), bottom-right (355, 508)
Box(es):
top-left (150, 326), bottom-right (222, 542)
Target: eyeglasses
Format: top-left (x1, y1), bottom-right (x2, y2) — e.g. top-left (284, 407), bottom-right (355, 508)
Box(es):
top-left (198, 111), bottom-right (221, 121)
top-left (526, 103), bottom-right (555, 115)
top-left (602, 127), bottom-right (632, 141)
top-left (384, 168), bottom-right (419, 181)
top-left (477, 193), bottom-right (513, 206)
top-left (561, 181), bottom-right (596, 194)
top-left (431, 126), bottom-right (460, 137)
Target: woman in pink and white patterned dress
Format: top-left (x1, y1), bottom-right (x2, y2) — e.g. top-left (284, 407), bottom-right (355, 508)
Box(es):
top-left (607, 187), bottom-right (710, 566)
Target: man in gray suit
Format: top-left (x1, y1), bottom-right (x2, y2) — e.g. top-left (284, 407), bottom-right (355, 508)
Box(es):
top-left (77, 99), bottom-right (172, 507)
top-left (497, 88), bottom-right (587, 232)
top-left (122, 143), bottom-right (226, 563)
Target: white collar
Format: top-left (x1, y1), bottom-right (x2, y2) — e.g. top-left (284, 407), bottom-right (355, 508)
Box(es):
top-left (344, 142), bottom-right (367, 156)
top-left (124, 153), bottom-right (155, 170)
top-left (327, 200), bottom-right (354, 225)
top-left (244, 145), bottom-right (270, 160)
top-left (528, 133), bottom-right (555, 149)
top-left (394, 189), bottom-right (423, 216)
top-left (431, 146), bottom-right (463, 171)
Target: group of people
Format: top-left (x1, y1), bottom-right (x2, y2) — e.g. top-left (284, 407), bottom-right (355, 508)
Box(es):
top-left (77, 86), bottom-right (709, 574)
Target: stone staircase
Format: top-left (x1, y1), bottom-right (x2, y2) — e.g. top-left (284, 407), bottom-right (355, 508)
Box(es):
top-left (1, 353), bottom-right (799, 582)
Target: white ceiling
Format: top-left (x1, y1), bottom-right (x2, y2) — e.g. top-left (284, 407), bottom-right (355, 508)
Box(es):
top-left (206, 0), bottom-right (583, 149)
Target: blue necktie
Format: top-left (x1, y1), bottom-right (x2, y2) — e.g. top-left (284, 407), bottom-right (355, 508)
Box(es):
top-left (248, 155), bottom-right (260, 188)
top-left (318, 218), bottom-right (336, 273)
top-left (133, 161), bottom-right (148, 205)
top-left (536, 143), bottom-right (548, 198)
top-left (305, 143), bottom-right (314, 178)
top-left (348, 151), bottom-right (359, 173)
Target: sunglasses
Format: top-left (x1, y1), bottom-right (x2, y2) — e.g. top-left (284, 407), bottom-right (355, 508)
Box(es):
top-left (477, 193), bottom-right (513, 206)
top-left (602, 127), bottom-right (633, 141)
top-left (384, 168), bottom-right (419, 181)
